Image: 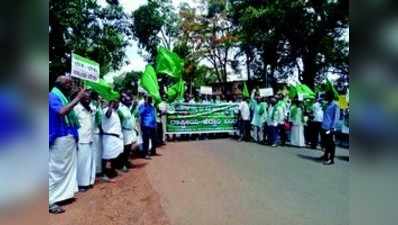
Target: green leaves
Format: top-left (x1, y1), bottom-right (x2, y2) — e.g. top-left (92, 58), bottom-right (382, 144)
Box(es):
top-left (50, 0), bottom-right (131, 83)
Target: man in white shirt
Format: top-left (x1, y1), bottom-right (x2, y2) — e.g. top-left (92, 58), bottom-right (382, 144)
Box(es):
top-left (75, 90), bottom-right (96, 192)
top-left (117, 92), bottom-right (137, 172)
top-left (309, 98), bottom-right (324, 149)
top-left (102, 100), bottom-right (124, 179)
top-left (158, 98), bottom-right (168, 144)
top-left (90, 92), bottom-right (104, 176)
top-left (239, 97), bottom-right (250, 141)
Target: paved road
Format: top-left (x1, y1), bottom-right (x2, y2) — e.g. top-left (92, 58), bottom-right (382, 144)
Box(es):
top-left (145, 139), bottom-right (349, 225)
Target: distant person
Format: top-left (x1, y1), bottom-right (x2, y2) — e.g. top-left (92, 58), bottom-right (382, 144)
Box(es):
top-left (158, 97), bottom-right (168, 144)
top-left (102, 100), bottom-right (124, 179)
top-left (49, 76), bottom-right (85, 214)
top-left (139, 96), bottom-right (158, 159)
top-left (276, 96), bottom-right (288, 146)
top-left (239, 96), bottom-right (250, 141)
top-left (75, 90), bottom-right (96, 192)
top-left (117, 92), bottom-right (137, 172)
top-left (320, 92), bottom-right (340, 165)
top-left (309, 97), bottom-right (324, 149)
top-left (90, 91), bottom-right (104, 176)
top-left (259, 97), bottom-right (268, 144)
top-left (289, 99), bottom-right (305, 147)
top-left (251, 94), bottom-right (263, 143)
top-left (188, 95), bottom-right (196, 104)
top-left (267, 97), bottom-right (281, 147)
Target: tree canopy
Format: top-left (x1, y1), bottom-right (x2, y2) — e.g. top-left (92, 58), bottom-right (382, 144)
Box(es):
top-left (50, 0), bottom-right (348, 91)
top-left (49, 0), bottom-right (132, 86)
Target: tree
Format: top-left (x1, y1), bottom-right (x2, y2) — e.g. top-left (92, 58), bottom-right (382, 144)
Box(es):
top-left (177, 0), bottom-right (238, 83)
top-left (229, 0), bottom-right (348, 88)
top-left (113, 70), bottom-right (141, 94)
top-left (131, 0), bottom-right (178, 62)
top-left (49, 0), bottom-right (132, 86)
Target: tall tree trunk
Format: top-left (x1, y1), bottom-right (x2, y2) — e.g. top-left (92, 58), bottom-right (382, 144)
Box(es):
top-left (302, 54), bottom-right (317, 89)
top-left (245, 50), bottom-right (251, 81)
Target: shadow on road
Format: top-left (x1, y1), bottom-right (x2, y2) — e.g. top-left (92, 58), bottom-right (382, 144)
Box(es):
top-left (132, 162), bottom-right (148, 169)
top-left (296, 154), bottom-right (323, 163)
top-left (335, 155), bottom-right (349, 162)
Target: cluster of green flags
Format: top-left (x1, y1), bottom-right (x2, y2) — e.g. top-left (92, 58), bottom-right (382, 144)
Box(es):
top-left (139, 47), bottom-right (185, 103)
top-left (81, 47), bottom-right (186, 104)
top-left (84, 46), bottom-right (339, 107)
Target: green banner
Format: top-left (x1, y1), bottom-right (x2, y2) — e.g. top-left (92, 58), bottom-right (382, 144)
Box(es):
top-left (166, 103), bottom-right (239, 134)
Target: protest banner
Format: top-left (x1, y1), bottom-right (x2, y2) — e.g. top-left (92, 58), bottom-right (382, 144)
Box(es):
top-left (259, 88), bottom-right (274, 97)
top-left (200, 86), bottom-right (213, 95)
top-left (71, 53), bottom-right (100, 82)
top-left (166, 103), bottom-right (239, 134)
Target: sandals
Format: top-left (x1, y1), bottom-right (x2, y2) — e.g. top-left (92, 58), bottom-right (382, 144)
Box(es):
top-left (49, 204), bottom-right (65, 214)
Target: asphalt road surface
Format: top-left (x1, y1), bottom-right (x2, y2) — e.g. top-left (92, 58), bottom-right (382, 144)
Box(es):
top-left (145, 139), bottom-right (349, 225)
top-left (50, 139), bottom-right (349, 225)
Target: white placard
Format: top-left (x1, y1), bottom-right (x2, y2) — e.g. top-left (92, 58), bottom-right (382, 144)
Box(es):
top-left (71, 53), bottom-right (100, 82)
top-left (200, 86), bottom-right (212, 95)
top-left (259, 88), bottom-right (274, 97)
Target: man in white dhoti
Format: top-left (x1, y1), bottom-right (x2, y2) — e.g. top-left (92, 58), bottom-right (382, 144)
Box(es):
top-left (117, 92), bottom-right (137, 172)
top-left (158, 98), bottom-right (168, 144)
top-left (102, 100), bottom-right (124, 179)
top-left (289, 99), bottom-right (305, 147)
top-left (90, 91), bottom-right (104, 176)
top-left (75, 90), bottom-right (96, 192)
top-left (49, 76), bottom-right (85, 214)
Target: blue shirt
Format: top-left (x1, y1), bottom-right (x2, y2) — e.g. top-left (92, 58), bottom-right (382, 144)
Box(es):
top-left (49, 93), bottom-right (78, 146)
top-left (321, 101), bottom-right (340, 130)
top-left (138, 103), bottom-right (157, 128)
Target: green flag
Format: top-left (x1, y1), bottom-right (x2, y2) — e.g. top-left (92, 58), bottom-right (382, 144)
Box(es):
top-left (288, 84), bottom-right (315, 100)
top-left (85, 79), bottom-right (120, 101)
top-left (140, 65), bottom-right (161, 103)
top-left (242, 82), bottom-right (249, 97)
top-left (325, 79), bottom-right (339, 100)
top-left (167, 79), bottom-right (185, 102)
top-left (156, 47), bottom-right (184, 79)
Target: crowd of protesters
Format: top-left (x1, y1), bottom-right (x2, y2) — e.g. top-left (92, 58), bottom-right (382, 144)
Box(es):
top-left (49, 75), bottom-right (348, 214)
top-left (235, 89), bottom-right (347, 167)
top-left (49, 76), bottom-right (161, 214)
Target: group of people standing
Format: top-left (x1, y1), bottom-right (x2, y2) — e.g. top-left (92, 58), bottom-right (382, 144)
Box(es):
top-left (49, 76), bottom-right (160, 214)
top-left (49, 76), bottom-right (343, 214)
top-left (237, 90), bottom-right (340, 165)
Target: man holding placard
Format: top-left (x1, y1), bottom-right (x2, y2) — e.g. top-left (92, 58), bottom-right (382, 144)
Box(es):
top-left (49, 76), bottom-right (86, 214)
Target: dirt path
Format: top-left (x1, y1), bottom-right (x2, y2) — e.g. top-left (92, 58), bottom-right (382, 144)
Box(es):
top-left (49, 158), bottom-right (170, 225)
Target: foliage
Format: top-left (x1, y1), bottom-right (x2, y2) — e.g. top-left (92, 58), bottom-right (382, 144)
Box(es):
top-left (229, 0), bottom-right (348, 88)
top-left (49, 0), bottom-right (132, 85)
top-left (113, 71), bottom-right (141, 93)
top-left (132, 0), bottom-right (178, 61)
